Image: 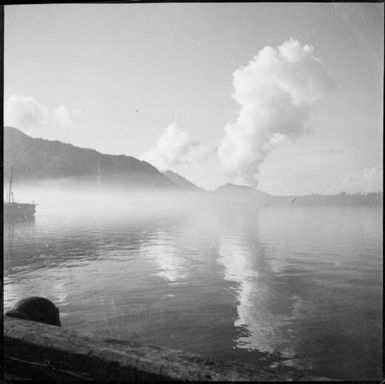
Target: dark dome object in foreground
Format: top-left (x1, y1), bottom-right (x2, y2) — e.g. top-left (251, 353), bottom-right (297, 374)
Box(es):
top-left (5, 297), bottom-right (61, 327)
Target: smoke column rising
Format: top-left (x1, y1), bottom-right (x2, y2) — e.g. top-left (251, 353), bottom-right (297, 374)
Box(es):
top-left (218, 39), bottom-right (334, 187)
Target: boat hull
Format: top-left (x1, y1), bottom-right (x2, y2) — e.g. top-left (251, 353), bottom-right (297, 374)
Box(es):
top-left (4, 202), bottom-right (36, 220)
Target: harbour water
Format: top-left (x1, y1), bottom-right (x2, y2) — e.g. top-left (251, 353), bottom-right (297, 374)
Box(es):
top-left (3, 191), bottom-right (382, 380)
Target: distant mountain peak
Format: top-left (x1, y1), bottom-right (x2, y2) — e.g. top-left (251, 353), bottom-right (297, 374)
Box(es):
top-left (217, 183), bottom-right (255, 191)
top-left (216, 182), bottom-right (269, 194)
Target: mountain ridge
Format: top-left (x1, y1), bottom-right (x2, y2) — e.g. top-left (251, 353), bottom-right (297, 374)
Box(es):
top-left (215, 182), bottom-right (271, 197)
top-left (4, 127), bottom-right (383, 206)
top-left (4, 126), bottom-right (176, 188)
top-left (162, 170), bottom-right (204, 191)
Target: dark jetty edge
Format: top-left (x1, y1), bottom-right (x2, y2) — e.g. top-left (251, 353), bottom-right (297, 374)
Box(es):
top-left (3, 316), bottom-right (337, 381)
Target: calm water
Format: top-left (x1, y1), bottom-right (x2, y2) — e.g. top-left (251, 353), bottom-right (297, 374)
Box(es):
top-left (4, 195), bottom-right (382, 380)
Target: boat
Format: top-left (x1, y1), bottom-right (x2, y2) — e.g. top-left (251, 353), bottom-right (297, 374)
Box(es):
top-left (4, 169), bottom-right (36, 220)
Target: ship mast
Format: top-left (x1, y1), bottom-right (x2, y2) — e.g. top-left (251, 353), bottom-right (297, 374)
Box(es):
top-left (8, 167), bottom-right (14, 203)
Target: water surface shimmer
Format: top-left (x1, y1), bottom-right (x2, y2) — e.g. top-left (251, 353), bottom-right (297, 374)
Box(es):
top-left (4, 201), bottom-right (382, 380)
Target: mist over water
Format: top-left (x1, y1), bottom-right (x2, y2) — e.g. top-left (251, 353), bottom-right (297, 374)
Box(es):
top-left (4, 181), bottom-right (382, 380)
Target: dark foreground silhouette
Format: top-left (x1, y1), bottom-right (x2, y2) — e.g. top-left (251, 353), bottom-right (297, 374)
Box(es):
top-left (5, 296), bottom-right (61, 327)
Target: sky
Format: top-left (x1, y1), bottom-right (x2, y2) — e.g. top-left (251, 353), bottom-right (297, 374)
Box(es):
top-left (4, 3), bottom-right (383, 194)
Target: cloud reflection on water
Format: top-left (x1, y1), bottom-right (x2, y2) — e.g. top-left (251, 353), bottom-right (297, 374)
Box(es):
top-left (218, 232), bottom-right (276, 354)
top-left (216, 211), bottom-right (306, 362)
top-left (140, 231), bottom-right (188, 283)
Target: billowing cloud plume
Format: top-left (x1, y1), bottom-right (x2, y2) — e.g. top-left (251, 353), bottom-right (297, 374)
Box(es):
top-left (140, 123), bottom-right (208, 171)
top-left (4, 94), bottom-right (84, 136)
top-left (218, 39), bottom-right (334, 187)
top-left (330, 166), bottom-right (383, 194)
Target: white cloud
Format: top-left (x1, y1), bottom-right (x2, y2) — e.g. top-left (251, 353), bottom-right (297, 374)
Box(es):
top-left (4, 95), bottom-right (48, 130)
top-left (217, 38), bottom-right (334, 187)
top-left (140, 123), bottom-right (208, 171)
top-left (51, 105), bottom-right (75, 130)
top-left (4, 94), bottom-right (83, 138)
top-left (330, 166), bottom-right (383, 194)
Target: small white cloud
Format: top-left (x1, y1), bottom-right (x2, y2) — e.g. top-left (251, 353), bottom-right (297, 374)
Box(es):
top-left (4, 95), bottom-right (48, 131)
top-left (140, 123), bottom-right (208, 171)
top-left (330, 166), bottom-right (383, 194)
top-left (52, 105), bottom-right (74, 130)
top-left (4, 94), bottom-right (84, 138)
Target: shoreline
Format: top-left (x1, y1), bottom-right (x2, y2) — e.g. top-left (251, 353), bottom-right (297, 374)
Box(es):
top-left (4, 316), bottom-right (336, 381)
